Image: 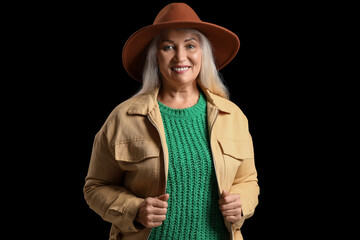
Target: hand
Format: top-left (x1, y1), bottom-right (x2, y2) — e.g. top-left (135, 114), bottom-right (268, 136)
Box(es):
top-left (135, 194), bottom-right (169, 228)
top-left (219, 190), bottom-right (242, 223)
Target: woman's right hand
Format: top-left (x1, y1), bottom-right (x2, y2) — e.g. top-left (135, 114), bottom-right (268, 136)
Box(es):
top-left (135, 194), bottom-right (170, 228)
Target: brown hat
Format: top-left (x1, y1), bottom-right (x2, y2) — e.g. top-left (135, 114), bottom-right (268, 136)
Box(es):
top-left (122, 2), bottom-right (240, 82)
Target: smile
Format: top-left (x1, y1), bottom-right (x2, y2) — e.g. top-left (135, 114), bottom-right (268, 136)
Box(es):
top-left (171, 66), bottom-right (190, 73)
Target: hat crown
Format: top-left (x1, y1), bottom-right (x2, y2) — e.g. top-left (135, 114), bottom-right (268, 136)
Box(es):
top-left (153, 3), bottom-right (201, 25)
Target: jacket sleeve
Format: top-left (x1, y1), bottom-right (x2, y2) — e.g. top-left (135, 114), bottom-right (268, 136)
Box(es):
top-left (230, 134), bottom-right (260, 229)
top-left (83, 131), bottom-right (144, 233)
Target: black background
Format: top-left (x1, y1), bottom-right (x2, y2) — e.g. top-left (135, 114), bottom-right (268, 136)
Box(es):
top-left (12, 0), bottom-right (345, 239)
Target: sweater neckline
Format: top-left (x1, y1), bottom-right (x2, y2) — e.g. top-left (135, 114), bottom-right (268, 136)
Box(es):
top-left (158, 91), bottom-right (206, 118)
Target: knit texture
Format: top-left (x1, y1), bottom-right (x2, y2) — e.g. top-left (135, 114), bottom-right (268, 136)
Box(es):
top-left (149, 92), bottom-right (229, 240)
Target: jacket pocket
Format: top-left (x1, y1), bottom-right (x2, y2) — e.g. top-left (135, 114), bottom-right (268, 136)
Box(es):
top-left (114, 140), bottom-right (160, 162)
top-left (217, 139), bottom-right (253, 199)
top-left (114, 140), bottom-right (161, 197)
top-left (218, 139), bottom-right (252, 161)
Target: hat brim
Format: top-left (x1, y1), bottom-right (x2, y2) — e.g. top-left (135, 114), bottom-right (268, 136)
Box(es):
top-left (122, 21), bottom-right (240, 82)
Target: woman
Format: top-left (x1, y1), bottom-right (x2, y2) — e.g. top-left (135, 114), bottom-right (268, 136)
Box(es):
top-left (84, 3), bottom-right (259, 240)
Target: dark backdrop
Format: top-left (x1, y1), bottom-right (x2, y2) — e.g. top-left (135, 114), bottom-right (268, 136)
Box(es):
top-left (22, 1), bottom-right (335, 239)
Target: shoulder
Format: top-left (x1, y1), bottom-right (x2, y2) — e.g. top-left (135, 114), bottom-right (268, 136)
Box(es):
top-left (110, 94), bottom-right (142, 117)
top-left (98, 94), bottom-right (143, 132)
top-left (223, 98), bottom-right (246, 115)
top-left (220, 98), bottom-right (249, 126)
top-left (204, 89), bottom-right (248, 121)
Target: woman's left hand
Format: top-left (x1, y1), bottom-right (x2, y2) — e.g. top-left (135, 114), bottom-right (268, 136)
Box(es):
top-left (218, 190), bottom-right (243, 223)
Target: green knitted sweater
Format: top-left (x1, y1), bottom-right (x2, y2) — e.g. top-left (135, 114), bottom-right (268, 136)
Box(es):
top-left (149, 91), bottom-right (229, 240)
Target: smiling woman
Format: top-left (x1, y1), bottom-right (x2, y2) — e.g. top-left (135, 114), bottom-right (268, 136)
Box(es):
top-left (159, 33), bottom-right (199, 75)
top-left (138, 28), bottom-right (229, 102)
top-left (83, 3), bottom-right (259, 240)
top-left (156, 30), bottom-right (202, 108)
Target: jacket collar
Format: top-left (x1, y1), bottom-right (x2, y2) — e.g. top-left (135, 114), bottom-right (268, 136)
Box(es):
top-left (127, 86), bottom-right (232, 116)
top-left (202, 88), bottom-right (232, 114)
top-left (127, 87), bottom-right (159, 116)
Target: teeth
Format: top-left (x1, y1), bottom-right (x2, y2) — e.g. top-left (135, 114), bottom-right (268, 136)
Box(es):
top-left (173, 67), bottom-right (189, 71)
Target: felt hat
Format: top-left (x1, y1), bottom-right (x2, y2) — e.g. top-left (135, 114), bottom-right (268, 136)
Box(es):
top-left (122, 2), bottom-right (240, 81)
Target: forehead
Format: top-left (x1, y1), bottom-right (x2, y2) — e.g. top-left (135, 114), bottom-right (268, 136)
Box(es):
top-left (159, 29), bottom-right (199, 42)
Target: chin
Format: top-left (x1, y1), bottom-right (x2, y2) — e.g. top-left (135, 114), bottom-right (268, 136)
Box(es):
top-left (173, 76), bottom-right (197, 84)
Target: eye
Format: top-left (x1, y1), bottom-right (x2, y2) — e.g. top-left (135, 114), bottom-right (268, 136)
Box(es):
top-left (163, 45), bottom-right (174, 51)
top-left (186, 44), bottom-right (196, 49)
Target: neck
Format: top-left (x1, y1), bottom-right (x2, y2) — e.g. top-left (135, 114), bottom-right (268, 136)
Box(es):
top-left (158, 81), bottom-right (200, 109)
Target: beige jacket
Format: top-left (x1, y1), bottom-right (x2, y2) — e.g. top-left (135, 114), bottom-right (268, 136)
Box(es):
top-left (84, 87), bottom-right (259, 240)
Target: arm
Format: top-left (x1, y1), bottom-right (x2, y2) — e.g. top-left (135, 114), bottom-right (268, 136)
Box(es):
top-left (83, 132), bottom-right (144, 233)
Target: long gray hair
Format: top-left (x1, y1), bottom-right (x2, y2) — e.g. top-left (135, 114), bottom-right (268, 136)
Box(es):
top-left (135, 29), bottom-right (229, 99)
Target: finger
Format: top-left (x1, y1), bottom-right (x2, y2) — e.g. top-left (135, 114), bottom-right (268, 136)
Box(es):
top-left (225, 215), bottom-right (242, 223)
top-left (147, 221), bottom-right (165, 228)
top-left (221, 208), bottom-right (242, 217)
top-left (219, 190), bottom-right (229, 205)
top-left (151, 194), bottom-right (169, 208)
top-left (149, 206), bottom-right (168, 215)
top-left (152, 198), bottom-right (168, 209)
top-left (151, 214), bottom-right (167, 222)
top-left (219, 193), bottom-right (240, 205)
top-left (219, 200), bottom-right (242, 211)
top-left (146, 213), bottom-right (167, 222)
top-left (221, 189), bottom-right (230, 197)
top-left (156, 193), bottom-right (170, 202)
top-left (143, 219), bottom-right (164, 228)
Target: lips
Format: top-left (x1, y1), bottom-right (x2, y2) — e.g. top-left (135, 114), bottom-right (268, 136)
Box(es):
top-left (171, 65), bottom-right (191, 73)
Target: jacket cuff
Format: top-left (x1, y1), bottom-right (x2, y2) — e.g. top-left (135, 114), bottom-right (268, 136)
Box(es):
top-left (239, 195), bottom-right (255, 219)
top-left (227, 196), bottom-right (255, 231)
top-left (107, 196), bottom-right (144, 233)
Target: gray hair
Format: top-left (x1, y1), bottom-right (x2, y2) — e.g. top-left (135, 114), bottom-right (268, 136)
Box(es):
top-left (135, 29), bottom-right (229, 99)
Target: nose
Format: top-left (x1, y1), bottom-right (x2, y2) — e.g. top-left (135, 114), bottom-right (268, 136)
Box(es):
top-left (174, 47), bottom-right (186, 62)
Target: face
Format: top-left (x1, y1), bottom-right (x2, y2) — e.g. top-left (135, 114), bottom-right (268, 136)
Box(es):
top-left (157, 29), bottom-right (202, 87)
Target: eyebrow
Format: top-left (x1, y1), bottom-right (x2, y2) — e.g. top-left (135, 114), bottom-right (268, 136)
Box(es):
top-left (160, 37), bottom-right (199, 44)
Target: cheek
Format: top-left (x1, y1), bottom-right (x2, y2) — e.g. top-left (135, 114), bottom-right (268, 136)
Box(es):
top-left (191, 52), bottom-right (202, 69)
top-left (157, 53), bottom-right (171, 71)
top-left (156, 54), bottom-right (166, 72)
